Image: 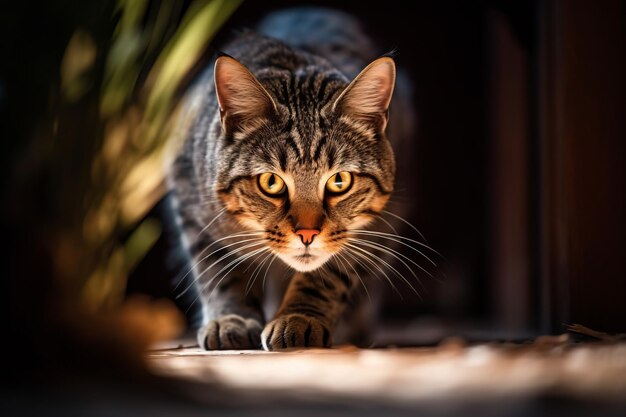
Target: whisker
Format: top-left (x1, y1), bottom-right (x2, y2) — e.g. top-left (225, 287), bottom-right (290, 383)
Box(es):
top-left (372, 213), bottom-right (398, 234)
top-left (350, 231), bottom-right (448, 283)
top-left (174, 235), bottom-right (264, 291)
top-left (246, 251), bottom-right (274, 294)
top-left (382, 198), bottom-right (409, 206)
top-left (243, 248), bottom-right (269, 274)
top-left (199, 199), bottom-right (224, 207)
top-left (280, 262), bottom-right (293, 281)
top-left (349, 230), bottom-right (441, 264)
top-left (333, 252), bottom-right (371, 304)
top-left (204, 247), bottom-right (270, 301)
top-left (186, 247), bottom-right (269, 314)
top-left (381, 210), bottom-right (428, 243)
top-left (319, 265), bottom-right (329, 290)
top-left (262, 254), bottom-right (279, 293)
top-left (338, 248), bottom-right (376, 282)
top-left (196, 241), bottom-right (267, 284)
top-left (350, 237), bottom-right (433, 279)
top-left (194, 207), bottom-right (227, 238)
top-left (349, 238), bottom-right (429, 295)
top-left (344, 246), bottom-right (402, 299)
top-left (195, 231), bottom-right (265, 260)
top-left (345, 243), bottom-right (422, 300)
top-left (177, 240), bottom-right (266, 297)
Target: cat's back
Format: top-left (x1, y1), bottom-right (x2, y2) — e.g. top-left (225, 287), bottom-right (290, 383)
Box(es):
top-left (219, 6), bottom-right (378, 80)
top-left (256, 7), bottom-right (378, 78)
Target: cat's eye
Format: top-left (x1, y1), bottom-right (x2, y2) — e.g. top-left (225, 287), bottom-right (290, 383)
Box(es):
top-left (325, 172), bottom-right (353, 194)
top-left (258, 172), bottom-right (286, 196)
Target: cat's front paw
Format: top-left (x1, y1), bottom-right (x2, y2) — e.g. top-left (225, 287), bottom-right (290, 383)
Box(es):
top-left (198, 314), bottom-right (263, 350)
top-left (261, 313), bottom-right (331, 351)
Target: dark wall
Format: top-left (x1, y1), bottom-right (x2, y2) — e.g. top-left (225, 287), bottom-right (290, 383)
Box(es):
top-left (537, 0), bottom-right (626, 333)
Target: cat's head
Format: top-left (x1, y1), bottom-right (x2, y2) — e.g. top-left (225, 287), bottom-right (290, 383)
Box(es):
top-left (214, 55), bottom-right (396, 272)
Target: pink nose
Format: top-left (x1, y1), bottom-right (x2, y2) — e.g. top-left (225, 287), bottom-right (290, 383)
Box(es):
top-left (295, 229), bottom-right (320, 246)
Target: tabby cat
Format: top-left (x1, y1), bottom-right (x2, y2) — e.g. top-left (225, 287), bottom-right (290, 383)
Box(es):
top-left (168, 8), bottom-right (419, 351)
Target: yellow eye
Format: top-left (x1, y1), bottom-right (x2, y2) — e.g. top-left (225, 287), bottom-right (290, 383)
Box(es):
top-left (326, 172), bottom-right (353, 194)
top-left (258, 172), bottom-right (286, 196)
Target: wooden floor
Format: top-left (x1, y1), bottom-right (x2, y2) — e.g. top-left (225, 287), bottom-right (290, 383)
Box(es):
top-left (146, 335), bottom-right (626, 413)
top-left (4, 334), bottom-right (626, 416)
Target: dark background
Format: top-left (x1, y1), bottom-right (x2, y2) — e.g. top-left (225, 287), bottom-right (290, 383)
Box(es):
top-left (124, 0), bottom-right (625, 338)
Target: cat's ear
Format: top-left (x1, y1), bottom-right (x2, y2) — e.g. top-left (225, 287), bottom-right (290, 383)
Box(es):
top-left (333, 57), bottom-right (396, 130)
top-left (214, 55), bottom-right (277, 132)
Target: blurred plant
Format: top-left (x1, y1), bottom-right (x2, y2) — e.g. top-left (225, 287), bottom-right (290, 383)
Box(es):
top-left (5, 0), bottom-right (240, 363)
top-left (71, 0), bottom-right (240, 312)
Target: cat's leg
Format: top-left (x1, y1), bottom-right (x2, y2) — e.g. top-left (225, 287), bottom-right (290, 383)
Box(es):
top-left (195, 259), bottom-right (266, 350)
top-left (261, 267), bottom-right (353, 350)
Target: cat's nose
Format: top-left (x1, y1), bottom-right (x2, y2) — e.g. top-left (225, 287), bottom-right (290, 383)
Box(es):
top-left (295, 229), bottom-right (320, 246)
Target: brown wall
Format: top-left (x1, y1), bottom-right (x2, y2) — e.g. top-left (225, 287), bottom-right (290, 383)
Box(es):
top-left (539, 0), bottom-right (626, 333)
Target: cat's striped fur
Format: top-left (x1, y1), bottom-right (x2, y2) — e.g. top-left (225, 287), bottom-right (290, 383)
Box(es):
top-left (168, 8), bottom-right (416, 351)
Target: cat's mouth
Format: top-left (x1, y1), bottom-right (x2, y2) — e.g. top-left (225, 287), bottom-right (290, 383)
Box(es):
top-left (279, 248), bottom-right (332, 272)
top-left (292, 249), bottom-right (317, 265)
top-left (295, 253), bottom-right (313, 260)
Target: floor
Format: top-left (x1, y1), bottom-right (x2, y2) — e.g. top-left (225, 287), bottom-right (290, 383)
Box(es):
top-left (142, 331), bottom-right (626, 416)
top-left (4, 327), bottom-right (626, 416)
